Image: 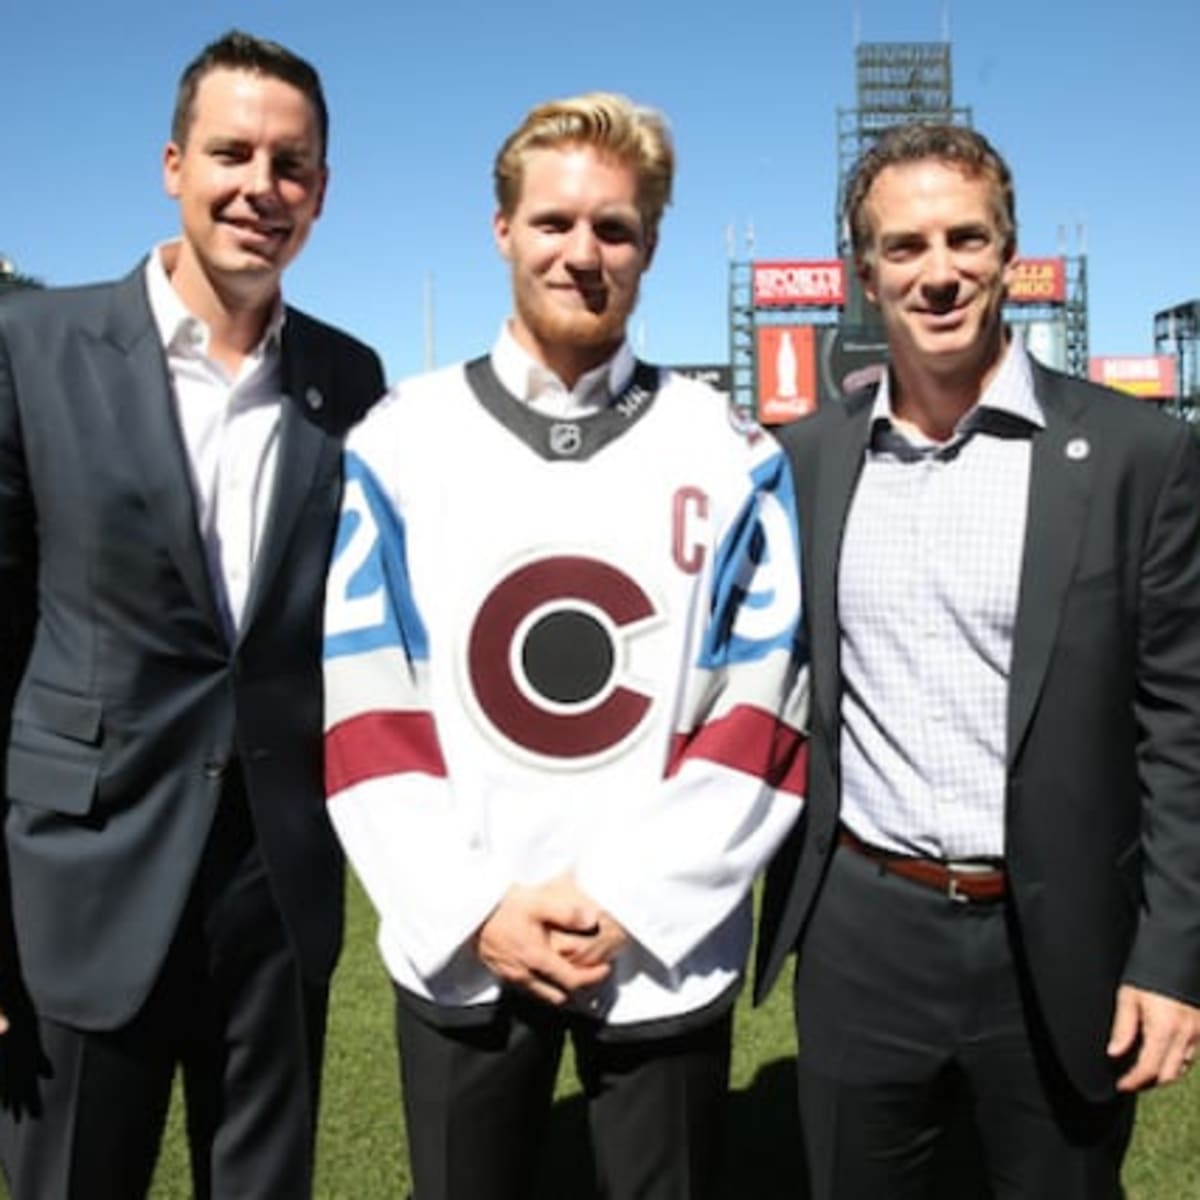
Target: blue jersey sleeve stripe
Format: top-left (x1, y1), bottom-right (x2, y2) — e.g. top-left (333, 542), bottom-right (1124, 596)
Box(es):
top-left (699, 449), bottom-right (801, 668)
top-left (324, 451), bottom-right (431, 662)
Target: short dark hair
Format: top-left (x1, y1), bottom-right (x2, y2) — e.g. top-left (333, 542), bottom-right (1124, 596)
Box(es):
top-left (845, 122), bottom-right (1016, 263)
top-left (171, 30), bottom-right (328, 161)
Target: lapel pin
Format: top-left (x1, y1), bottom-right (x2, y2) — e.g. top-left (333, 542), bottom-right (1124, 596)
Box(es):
top-left (1065, 437), bottom-right (1090, 462)
top-left (304, 385), bottom-right (324, 411)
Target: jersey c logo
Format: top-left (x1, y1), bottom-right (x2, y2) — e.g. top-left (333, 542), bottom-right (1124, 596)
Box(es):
top-left (467, 555), bottom-right (658, 764)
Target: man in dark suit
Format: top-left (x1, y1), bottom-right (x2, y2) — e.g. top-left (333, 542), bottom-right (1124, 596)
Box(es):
top-left (0, 31), bottom-right (383, 1198)
top-left (757, 122), bottom-right (1200, 1198)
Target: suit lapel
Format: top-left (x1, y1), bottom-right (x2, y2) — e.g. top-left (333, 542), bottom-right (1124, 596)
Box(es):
top-left (94, 269), bottom-right (226, 634)
top-left (810, 396), bottom-right (873, 729)
top-left (1007, 366), bottom-right (1094, 765)
top-left (237, 316), bottom-right (331, 639)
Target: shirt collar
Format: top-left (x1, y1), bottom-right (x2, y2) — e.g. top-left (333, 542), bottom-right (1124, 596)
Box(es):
top-left (489, 320), bottom-right (636, 409)
top-left (870, 333), bottom-right (1046, 446)
top-left (145, 240), bottom-right (286, 359)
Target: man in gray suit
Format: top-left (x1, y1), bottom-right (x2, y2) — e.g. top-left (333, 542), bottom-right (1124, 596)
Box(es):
top-left (0, 30), bottom-right (383, 1198)
top-left (756, 122), bottom-right (1200, 1198)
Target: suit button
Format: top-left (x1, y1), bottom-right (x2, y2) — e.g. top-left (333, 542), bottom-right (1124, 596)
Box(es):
top-left (203, 760), bottom-right (226, 779)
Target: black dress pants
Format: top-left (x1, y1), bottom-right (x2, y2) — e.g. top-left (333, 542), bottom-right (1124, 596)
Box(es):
top-left (395, 989), bottom-right (733, 1200)
top-left (791, 843), bottom-right (1134, 1200)
top-left (0, 784), bottom-right (329, 1199)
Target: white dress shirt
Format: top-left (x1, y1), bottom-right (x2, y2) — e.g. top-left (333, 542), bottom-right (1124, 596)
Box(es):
top-left (489, 321), bottom-right (637, 417)
top-left (145, 242), bottom-right (285, 633)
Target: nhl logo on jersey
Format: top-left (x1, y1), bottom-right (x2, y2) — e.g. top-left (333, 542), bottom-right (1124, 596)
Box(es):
top-left (548, 422), bottom-right (583, 457)
top-left (466, 554), bottom-right (660, 766)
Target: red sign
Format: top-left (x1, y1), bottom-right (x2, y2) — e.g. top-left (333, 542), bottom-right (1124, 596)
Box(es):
top-left (753, 260), bottom-right (845, 307)
top-left (757, 325), bottom-right (817, 423)
top-left (1006, 257), bottom-right (1066, 305)
top-left (1088, 356), bottom-right (1177, 400)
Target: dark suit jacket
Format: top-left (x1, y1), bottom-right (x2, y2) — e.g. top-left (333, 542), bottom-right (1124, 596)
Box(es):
top-left (0, 265), bottom-right (384, 1030)
top-left (756, 360), bottom-right (1200, 1103)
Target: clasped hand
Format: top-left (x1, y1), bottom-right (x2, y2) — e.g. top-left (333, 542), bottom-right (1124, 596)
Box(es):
top-left (473, 874), bottom-right (629, 1006)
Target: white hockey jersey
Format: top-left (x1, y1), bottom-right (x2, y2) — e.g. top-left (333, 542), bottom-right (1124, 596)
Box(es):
top-left (323, 349), bottom-right (807, 1029)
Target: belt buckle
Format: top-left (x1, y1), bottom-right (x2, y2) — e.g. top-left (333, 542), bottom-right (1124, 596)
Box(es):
top-left (946, 874), bottom-right (971, 904)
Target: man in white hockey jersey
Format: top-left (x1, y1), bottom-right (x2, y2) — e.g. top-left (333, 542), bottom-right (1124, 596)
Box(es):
top-left (323, 92), bottom-right (807, 1199)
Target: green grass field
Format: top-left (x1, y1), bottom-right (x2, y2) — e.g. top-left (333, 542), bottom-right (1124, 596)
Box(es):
top-left (48, 877), bottom-right (1200, 1196)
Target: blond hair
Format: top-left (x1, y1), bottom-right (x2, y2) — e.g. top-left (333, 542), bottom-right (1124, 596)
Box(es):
top-left (494, 92), bottom-right (674, 240)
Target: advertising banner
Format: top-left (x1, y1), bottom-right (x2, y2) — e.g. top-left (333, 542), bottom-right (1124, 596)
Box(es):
top-left (756, 325), bottom-right (818, 423)
top-left (753, 260), bottom-right (845, 307)
top-left (816, 325), bottom-right (889, 403)
top-left (1006, 257), bottom-right (1066, 305)
top-left (1088, 356), bottom-right (1177, 399)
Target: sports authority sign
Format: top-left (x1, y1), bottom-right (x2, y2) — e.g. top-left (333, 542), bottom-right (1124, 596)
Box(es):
top-left (752, 260), bottom-right (845, 307)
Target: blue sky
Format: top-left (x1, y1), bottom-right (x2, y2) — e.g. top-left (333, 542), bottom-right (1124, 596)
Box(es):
top-left (4, 0), bottom-right (1197, 382)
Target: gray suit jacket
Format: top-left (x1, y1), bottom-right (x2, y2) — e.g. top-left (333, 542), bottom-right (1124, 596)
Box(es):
top-left (756, 360), bottom-right (1200, 1102)
top-left (0, 265), bottom-right (384, 1029)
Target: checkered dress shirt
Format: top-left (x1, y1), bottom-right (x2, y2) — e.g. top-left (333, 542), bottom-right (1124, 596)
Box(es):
top-left (838, 339), bottom-right (1044, 860)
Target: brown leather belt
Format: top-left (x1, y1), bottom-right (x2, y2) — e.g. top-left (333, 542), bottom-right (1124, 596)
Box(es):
top-left (838, 827), bottom-right (1007, 904)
